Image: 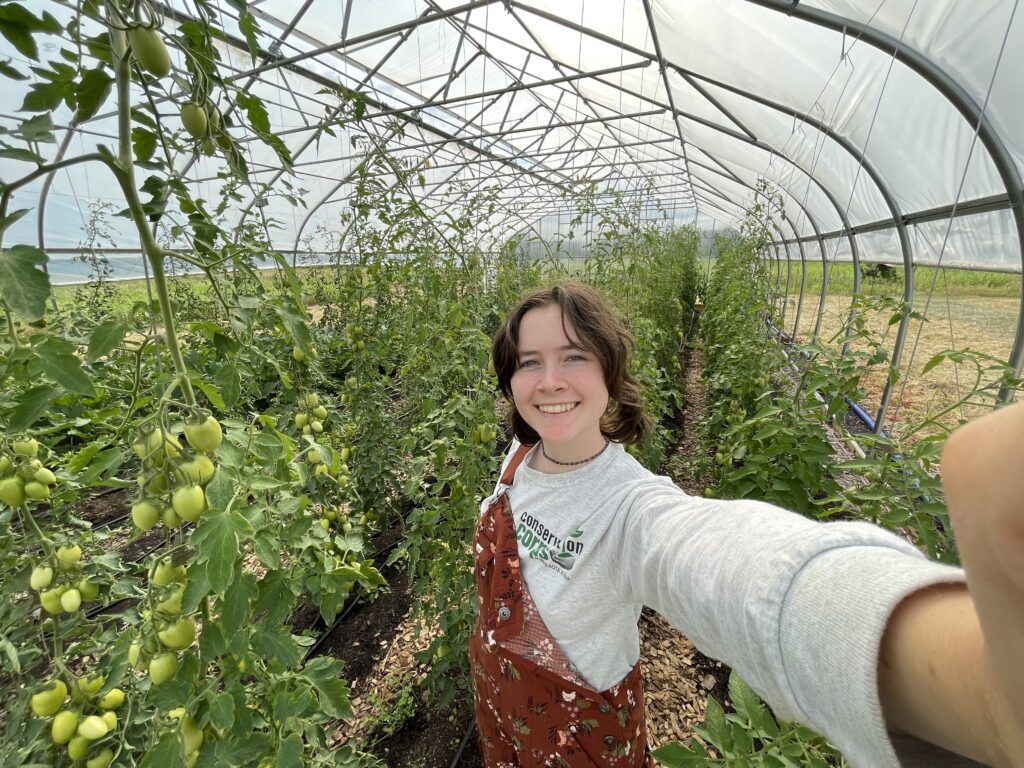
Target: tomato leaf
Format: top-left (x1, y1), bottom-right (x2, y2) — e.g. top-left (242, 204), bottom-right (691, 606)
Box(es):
top-left (251, 623), bottom-right (301, 669)
top-left (31, 336), bottom-right (95, 395)
top-left (204, 464), bottom-right (234, 512)
top-left (86, 320), bottom-right (127, 362)
top-left (0, 144), bottom-right (42, 162)
top-left (207, 690), bottom-right (235, 731)
top-left (7, 384), bottom-right (60, 430)
top-left (193, 512), bottom-right (241, 594)
top-left (132, 126), bottom-right (157, 163)
top-left (213, 363), bottom-right (240, 409)
top-left (218, 571), bottom-right (256, 638)
top-left (274, 737), bottom-right (301, 768)
top-left (301, 656), bottom-right (353, 719)
top-left (191, 376), bottom-right (226, 411)
top-left (74, 66), bottom-right (113, 122)
top-left (0, 207), bottom-right (28, 235)
top-left (0, 60), bottom-right (27, 80)
top-left (16, 113), bottom-right (54, 142)
top-left (0, 244), bottom-right (50, 321)
top-left (139, 730), bottom-right (185, 768)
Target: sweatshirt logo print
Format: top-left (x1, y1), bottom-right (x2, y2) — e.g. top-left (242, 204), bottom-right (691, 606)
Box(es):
top-left (516, 511), bottom-right (585, 572)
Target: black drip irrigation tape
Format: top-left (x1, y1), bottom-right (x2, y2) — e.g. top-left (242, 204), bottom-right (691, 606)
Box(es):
top-left (449, 719), bottom-right (476, 768)
top-left (302, 524), bottom-right (408, 661)
top-left (84, 526), bottom-right (193, 619)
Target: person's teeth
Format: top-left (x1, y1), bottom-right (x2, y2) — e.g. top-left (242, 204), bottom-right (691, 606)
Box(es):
top-left (538, 403), bottom-right (577, 414)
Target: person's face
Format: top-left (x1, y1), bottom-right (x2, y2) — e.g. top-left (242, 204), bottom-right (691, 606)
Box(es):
top-left (510, 304), bottom-right (609, 452)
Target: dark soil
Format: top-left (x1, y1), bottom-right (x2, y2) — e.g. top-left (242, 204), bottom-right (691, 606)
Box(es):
top-left (314, 563), bottom-right (412, 683)
top-left (77, 487), bottom-right (132, 528)
top-left (372, 688), bottom-right (482, 768)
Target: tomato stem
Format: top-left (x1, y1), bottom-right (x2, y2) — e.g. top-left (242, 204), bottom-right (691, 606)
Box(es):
top-left (109, 9), bottom-right (197, 411)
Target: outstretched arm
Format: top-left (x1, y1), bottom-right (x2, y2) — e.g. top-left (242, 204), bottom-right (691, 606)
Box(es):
top-left (879, 400), bottom-right (1024, 766)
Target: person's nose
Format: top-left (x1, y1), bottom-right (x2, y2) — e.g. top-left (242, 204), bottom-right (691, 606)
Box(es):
top-left (538, 362), bottom-right (566, 392)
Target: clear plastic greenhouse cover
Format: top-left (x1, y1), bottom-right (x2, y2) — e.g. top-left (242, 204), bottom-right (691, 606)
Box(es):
top-left (1, 0), bottom-right (1021, 283)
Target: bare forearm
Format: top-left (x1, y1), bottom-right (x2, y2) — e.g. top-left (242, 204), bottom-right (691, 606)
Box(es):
top-left (940, 401), bottom-right (1024, 765)
top-left (877, 402), bottom-right (1024, 766)
top-left (878, 584), bottom-right (1003, 765)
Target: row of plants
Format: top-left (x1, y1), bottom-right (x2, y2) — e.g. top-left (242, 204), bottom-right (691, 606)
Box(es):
top-left (653, 183), bottom-right (1020, 766)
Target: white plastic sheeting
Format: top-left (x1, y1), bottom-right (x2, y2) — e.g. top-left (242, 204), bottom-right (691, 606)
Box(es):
top-left (0, 0), bottom-right (1021, 281)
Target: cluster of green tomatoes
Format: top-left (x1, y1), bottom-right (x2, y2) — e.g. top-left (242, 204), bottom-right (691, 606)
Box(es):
top-left (0, 437), bottom-right (59, 507)
top-left (30, 673), bottom-right (125, 767)
top-left (30, 545), bottom-right (102, 616)
top-left (130, 412), bottom-right (222, 532)
top-left (129, 556), bottom-right (194, 688)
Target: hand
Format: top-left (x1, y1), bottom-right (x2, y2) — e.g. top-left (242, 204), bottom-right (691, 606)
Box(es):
top-left (942, 400), bottom-right (1024, 766)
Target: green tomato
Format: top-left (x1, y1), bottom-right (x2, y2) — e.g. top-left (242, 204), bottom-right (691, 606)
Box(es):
top-left (100, 710), bottom-right (117, 731)
top-left (292, 346), bottom-right (306, 362)
top-left (152, 559), bottom-right (187, 586)
top-left (182, 715), bottom-right (204, 752)
top-left (312, 405), bottom-right (328, 420)
top-left (34, 467), bottom-right (57, 485)
top-left (67, 735), bottom-right (90, 761)
top-left (56, 545), bottom-right (81, 570)
top-left (128, 641), bottom-right (144, 670)
top-left (172, 485), bottom-right (206, 522)
top-left (310, 420), bottom-right (323, 434)
top-left (30, 565), bottom-right (53, 591)
top-left (77, 714), bottom-right (109, 740)
top-left (180, 102), bottom-right (208, 140)
top-left (339, 446), bottom-right (352, 462)
top-left (0, 476), bottom-right (25, 507)
top-left (51, 709), bottom-right (78, 744)
top-left (128, 26), bottom-right (171, 77)
top-left (12, 438), bottom-right (38, 458)
top-left (157, 618), bottom-right (196, 650)
top-left (86, 748), bottom-right (114, 768)
top-left (306, 448), bottom-right (322, 465)
top-left (24, 480), bottom-right (50, 500)
top-left (77, 579), bottom-right (100, 601)
top-left (156, 585), bottom-right (184, 616)
top-left (40, 587), bottom-right (63, 614)
top-left (179, 454), bottom-right (216, 486)
top-left (75, 673), bottom-right (104, 699)
top-left (30, 679), bottom-right (67, 717)
top-left (294, 413), bottom-right (308, 429)
top-left (162, 506), bottom-right (181, 529)
top-left (149, 652), bottom-right (179, 684)
top-left (132, 500), bottom-right (161, 531)
top-left (98, 688), bottom-right (124, 710)
top-left (184, 416), bottom-right (223, 453)
top-left (60, 588), bottom-right (82, 613)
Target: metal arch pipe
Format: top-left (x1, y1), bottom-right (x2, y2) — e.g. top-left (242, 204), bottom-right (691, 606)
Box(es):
top-left (745, 0), bottom-right (1024, 402)
top-left (669, 70), bottom-right (915, 432)
top-left (575, 69), bottom-right (862, 333)
top-left (686, 155), bottom-right (826, 326)
top-left (501, 0), bottom-right (861, 308)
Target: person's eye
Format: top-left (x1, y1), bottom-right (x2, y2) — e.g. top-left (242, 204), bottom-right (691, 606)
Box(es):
top-left (519, 359), bottom-right (538, 368)
top-left (567, 354), bottom-right (587, 362)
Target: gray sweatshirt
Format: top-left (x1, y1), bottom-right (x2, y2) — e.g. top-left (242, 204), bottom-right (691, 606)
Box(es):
top-left (483, 439), bottom-right (980, 768)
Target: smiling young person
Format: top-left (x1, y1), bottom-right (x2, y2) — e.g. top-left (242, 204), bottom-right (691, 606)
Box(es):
top-left (469, 281), bottom-right (1024, 767)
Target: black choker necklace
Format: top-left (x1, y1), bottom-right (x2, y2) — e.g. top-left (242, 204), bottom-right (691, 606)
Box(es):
top-left (541, 440), bottom-right (610, 466)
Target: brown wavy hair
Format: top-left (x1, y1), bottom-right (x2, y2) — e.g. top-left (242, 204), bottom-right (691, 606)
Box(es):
top-left (492, 281), bottom-right (652, 445)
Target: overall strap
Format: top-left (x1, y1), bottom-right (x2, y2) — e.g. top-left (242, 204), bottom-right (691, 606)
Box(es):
top-left (499, 442), bottom-right (535, 487)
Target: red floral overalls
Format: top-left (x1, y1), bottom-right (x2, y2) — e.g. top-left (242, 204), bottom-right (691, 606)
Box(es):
top-left (469, 444), bottom-right (655, 768)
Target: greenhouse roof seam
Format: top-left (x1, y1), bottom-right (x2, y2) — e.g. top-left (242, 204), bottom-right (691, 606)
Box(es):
top-left (502, 4), bottom-right (666, 202)
top-left (226, 0), bottom-right (498, 84)
top-left (749, 0), bottom-right (1024, 269)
